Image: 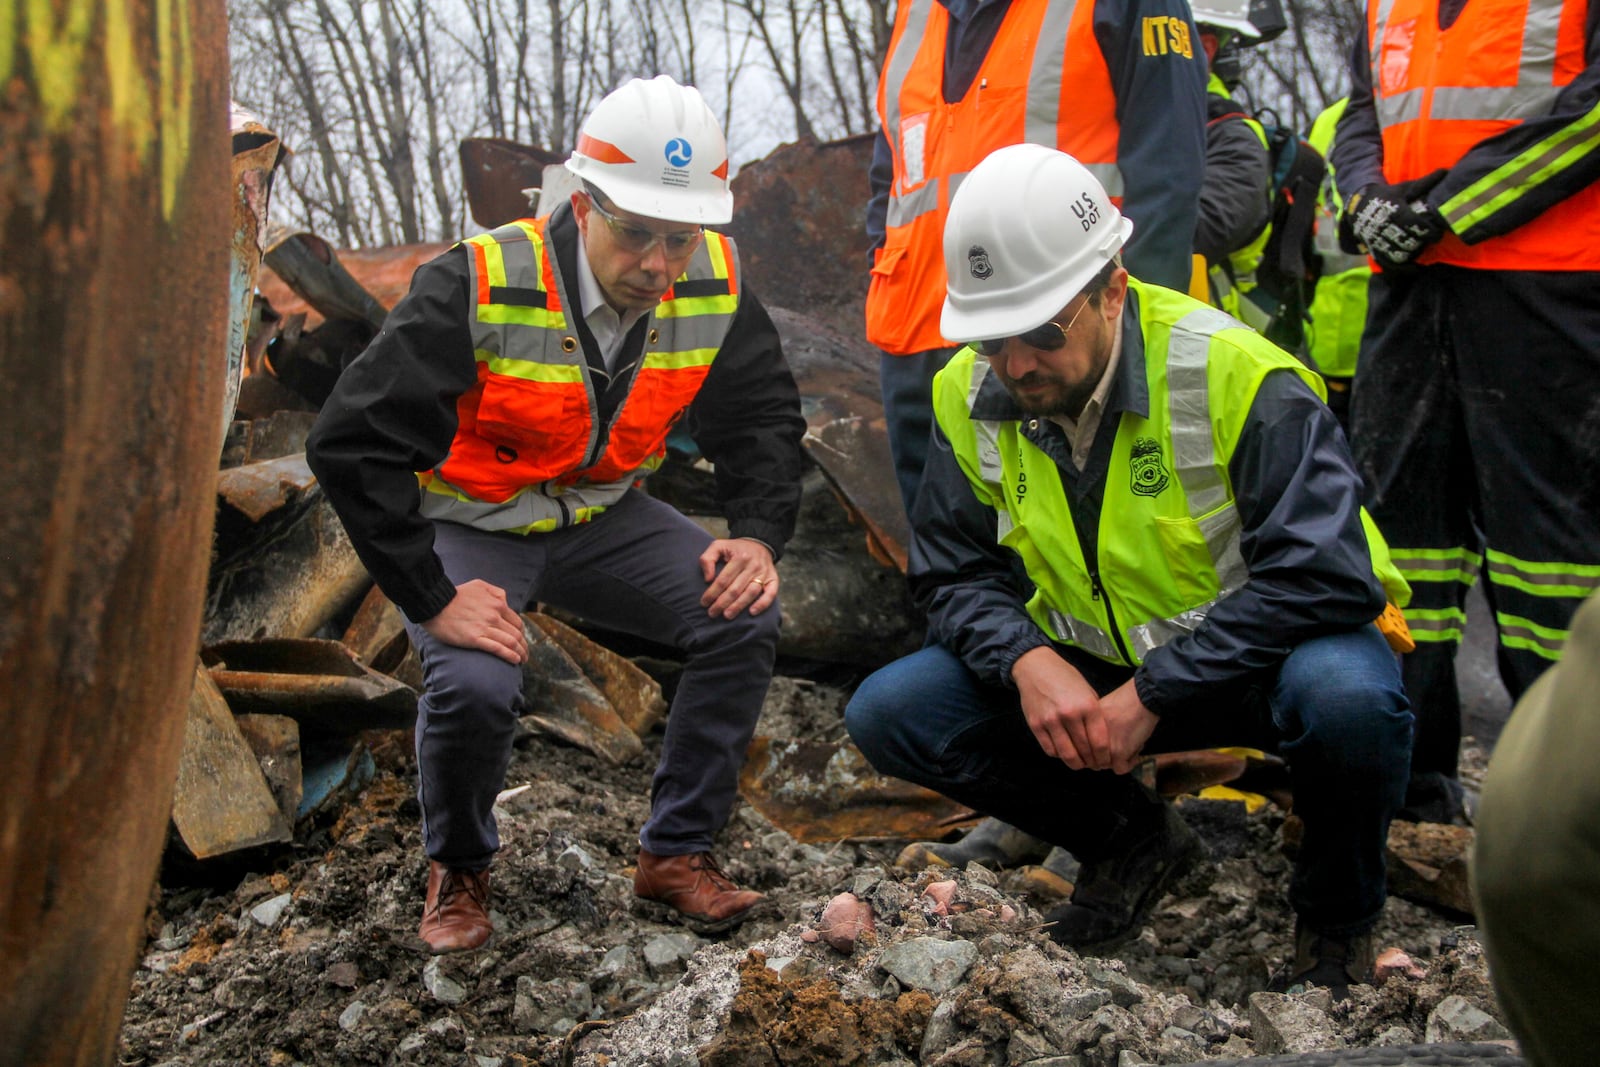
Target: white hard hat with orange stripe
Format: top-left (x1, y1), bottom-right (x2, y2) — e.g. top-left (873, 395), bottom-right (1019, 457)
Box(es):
top-left (564, 76), bottom-right (734, 225)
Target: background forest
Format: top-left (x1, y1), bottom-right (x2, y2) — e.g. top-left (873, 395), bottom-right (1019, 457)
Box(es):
top-left (228, 0), bottom-right (1366, 248)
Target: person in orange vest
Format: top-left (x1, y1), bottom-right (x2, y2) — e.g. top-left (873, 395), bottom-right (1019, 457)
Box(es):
top-left (864, 0), bottom-right (1209, 520)
top-left (306, 77), bottom-right (806, 952)
top-left (1331, 0), bottom-right (1600, 825)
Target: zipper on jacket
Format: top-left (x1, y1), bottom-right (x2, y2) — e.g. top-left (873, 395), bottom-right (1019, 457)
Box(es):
top-left (1089, 566), bottom-right (1135, 665)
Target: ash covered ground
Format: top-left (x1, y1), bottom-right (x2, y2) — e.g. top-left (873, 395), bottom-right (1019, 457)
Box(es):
top-left (119, 674), bottom-right (1514, 1066)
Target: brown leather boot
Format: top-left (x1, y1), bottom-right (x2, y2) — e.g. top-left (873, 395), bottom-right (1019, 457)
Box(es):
top-left (634, 849), bottom-right (764, 934)
top-left (418, 861), bottom-right (493, 954)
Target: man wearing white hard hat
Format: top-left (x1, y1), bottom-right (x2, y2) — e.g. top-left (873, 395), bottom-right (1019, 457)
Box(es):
top-left (846, 143), bottom-right (1414, 996)
top-left (309, 76), bottom-right (805, 951)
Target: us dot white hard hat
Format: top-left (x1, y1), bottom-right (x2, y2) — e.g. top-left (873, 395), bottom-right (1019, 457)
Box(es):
top-left (940, 144), bottom-right (1133, 344)
top-left (565, 75), bottom-right (734, 225)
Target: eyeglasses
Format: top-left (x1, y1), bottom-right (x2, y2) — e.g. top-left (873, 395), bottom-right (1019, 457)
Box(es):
top-left (973, 297), bottom-right (1091, 357)
top-left (585, 193), bottom-right (704, 257)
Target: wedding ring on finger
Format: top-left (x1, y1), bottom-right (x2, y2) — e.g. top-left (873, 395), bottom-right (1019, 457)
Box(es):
top-left (749, 577), bottom-right (768, 587)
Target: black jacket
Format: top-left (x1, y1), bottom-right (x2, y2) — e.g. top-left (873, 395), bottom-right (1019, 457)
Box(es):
top-left (909, 288), bottom-right (1387, 715)
top-left (306, 205), bottom-right (807, 623)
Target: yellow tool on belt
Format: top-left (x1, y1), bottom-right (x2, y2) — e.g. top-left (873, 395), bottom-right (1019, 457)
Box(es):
top-left (1375, 601), bottom-right (1415, 654)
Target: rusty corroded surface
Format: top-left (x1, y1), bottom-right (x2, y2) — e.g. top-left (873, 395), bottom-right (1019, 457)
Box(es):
top-left (254, 241), bottom-right (452, 331)
top-left (519, 617), bottom-right (644, 766)
top-left (0, 1), bottom-right (231, 1062)
top-left (172, 665), bottom-right (293, 859)
top-left (738, 737), bottom-right (972, 843)
top-left (459, 136), bottom-right (562, 231)
top-left (527, 612), bottom-right (666, 739)
top-left (203, 638), bottom-right (418, 736)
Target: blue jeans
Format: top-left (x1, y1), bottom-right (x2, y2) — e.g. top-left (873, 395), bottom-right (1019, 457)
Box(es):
top-left (846, 626), bottom-right (1412, 936)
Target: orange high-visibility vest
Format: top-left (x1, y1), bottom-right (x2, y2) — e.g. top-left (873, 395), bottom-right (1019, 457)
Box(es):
top-left (417, 216), bottom-right (740, 534)
top-left (1368, 0), bottom-right (1600, 270)
top-left (867, 0), bottom-right (1125, 355)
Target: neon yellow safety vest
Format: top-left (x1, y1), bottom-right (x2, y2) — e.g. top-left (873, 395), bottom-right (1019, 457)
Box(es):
top-left (933, 279), bottom-right (1409, 666)
top-left (1304, 97), bottom-right (1371, 380)
top-left (1205, 74), bottom-right (1272, 332)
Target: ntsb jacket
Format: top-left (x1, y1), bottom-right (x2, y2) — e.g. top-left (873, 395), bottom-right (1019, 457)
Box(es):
top-left (911, 280), bottom-right (1401, 715)
top-left (307, 202), bottom-right (806, 624)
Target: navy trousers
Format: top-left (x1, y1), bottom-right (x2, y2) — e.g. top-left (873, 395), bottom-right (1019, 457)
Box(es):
top-left (403, 490), bottom-right (780, 868)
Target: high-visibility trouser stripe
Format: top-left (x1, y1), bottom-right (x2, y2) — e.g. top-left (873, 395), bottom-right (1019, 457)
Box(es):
top-left (481, 355), bottom-right (584, 383)
top-left (1049, 609), bottom-right (1119, 661)
top-left (1495, 610), bottom-right (1568, 660)
top-left (1166, 306), bottom-right (1249, 589)
top-left (880, 0), bottom-right (936, 159)
top-left (1442, 96), bottom-right (1600, 232)
top-left (1485, 548), bottom-right (1600, 599)
top-left (1403, 606), bottom-right (1467, 644)
top-left (1025, 0), bottom-right (1083, 144)
top-left (1390, 547), bottom-right (1483, 587)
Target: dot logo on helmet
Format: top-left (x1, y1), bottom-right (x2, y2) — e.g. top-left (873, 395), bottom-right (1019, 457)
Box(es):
top-left (664, 138), bottom-right (694, 167)
top-left (967, 245), bottom-right (994, 280)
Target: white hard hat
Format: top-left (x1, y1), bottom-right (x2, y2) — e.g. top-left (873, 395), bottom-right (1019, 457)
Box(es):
top-left (565, 76), bottom-right (734, 225)
top-left (940, 144), bottom-right (1133, 343)
top-left (1190, 0), bottom-right (1259, 39)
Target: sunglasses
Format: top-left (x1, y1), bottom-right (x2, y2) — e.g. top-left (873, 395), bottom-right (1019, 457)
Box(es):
top-left (973, 297), bottom-right (1091, 357)
top-left (585, 193), bottom-right (704, 257)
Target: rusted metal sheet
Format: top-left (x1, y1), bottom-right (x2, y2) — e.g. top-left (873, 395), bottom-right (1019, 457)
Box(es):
top-left (172, 665), bottom-right (294, 859)
top-left (519, 616), bottom-right (645, 766)
top-left (1386, 821), bottom-right (1476, 918)
top-left (261, 228), bottom-right (389, 331)
top-left (205, 458), bottom-right (370, 644)
top-left (226, 105), bottom-right (286, 442)
top-left (460, 137), bottom-right (563, 230)
top-left (527, 612), bottom-right (666, 738)
top-left (726, 134), bottom-right (875, 339)
top-left (0, 2), bottom-right (231, 1061)
top-left (255, 241), bottom-right (452, 331)
top-left (738, 737), bottom-right (972, 843)
top-left (234, 714), bottom-right (304, 826)
top-left (204, 638), bottom-right (418, 736)
top-left (770, 306), bottom-right (910, 573)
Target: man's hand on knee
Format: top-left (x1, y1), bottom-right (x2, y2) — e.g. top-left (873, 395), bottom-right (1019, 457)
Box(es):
top-left (1012, 646), bottom-right (1110, 771)
top-left (422, 580), bottom-right (528, 665)
top-left (698, 538), bottom-right (779, 619)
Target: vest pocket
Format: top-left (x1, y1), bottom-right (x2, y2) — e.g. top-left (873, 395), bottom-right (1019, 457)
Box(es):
top-left (1151, 512), bottom-right (1223, 606)
top-left (474, 375), bottom-right (589, 470)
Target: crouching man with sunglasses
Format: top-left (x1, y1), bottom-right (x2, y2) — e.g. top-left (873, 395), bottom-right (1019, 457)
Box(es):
top-left (308, 76), bottom-right (805, 952)
top-left (846, 144), bottom-right (1415, 998)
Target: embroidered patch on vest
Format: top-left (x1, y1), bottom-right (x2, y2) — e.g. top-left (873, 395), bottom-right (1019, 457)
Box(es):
top-left (967, 245), bottom-right (994, 280)
top-left (1130, 436), bottom-right (1171, 497)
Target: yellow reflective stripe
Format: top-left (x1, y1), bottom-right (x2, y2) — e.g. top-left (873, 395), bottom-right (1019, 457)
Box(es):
top-left (1495, 610), bottom-right (1568, 660)
top-left (469, 234), bottom-right (509, 289)
top-left (1411, 627), bottom-right (1464, 643)
top-left (643, 347), bottom-right (719, 371)
top-left (1390, 547), bottom-right (1481, 585)
top-left (475, 305), bottom-right (566, 328)
top-left (1404, 607), bottom-right (1466, 644)
top-left (480, 356), bottom-right (583, 383)
top-left (1485, 548), bottom-right (1600, 598)
top-left (656, 293), bottom-right (739, 318)
top-left (1441, 96), bottom-right (1600, 232)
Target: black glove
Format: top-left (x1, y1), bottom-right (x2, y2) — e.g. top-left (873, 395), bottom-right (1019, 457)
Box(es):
top-left (1340, 169), bottom-right (1450, 269)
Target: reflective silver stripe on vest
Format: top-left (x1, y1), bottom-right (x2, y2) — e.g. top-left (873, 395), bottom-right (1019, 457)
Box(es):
top-left (1127, 596), bottom-right (1220, 660)
top-left (886, 176), bottom-right (943, 228)
top-left (882, 0), bottom-right (936, 179)
top-left (1026, 0), bottom-right (1082, 144)
top-left (966, 360), bottom-right (1013, 538)
top-left (1121, 307), bottom-right (1250, 655)
top-left (1372, 0), bottom-right (1566, 129)
top-left (1050, 609), bottom-right (1120, 660)
top-left (419, 476), bottom-right (632, 531)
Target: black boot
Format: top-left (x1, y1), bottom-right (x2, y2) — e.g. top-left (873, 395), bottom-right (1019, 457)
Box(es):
top-left (1043, 801), bottom-right (1205, 953)
top-left (1269, 919), bottom-right (1376, 1001)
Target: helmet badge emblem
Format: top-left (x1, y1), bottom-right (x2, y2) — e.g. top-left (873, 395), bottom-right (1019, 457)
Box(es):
top-left (664, 138), bottom-right (693, 167)
top-left (967, 245), bottom-right (994, 280)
